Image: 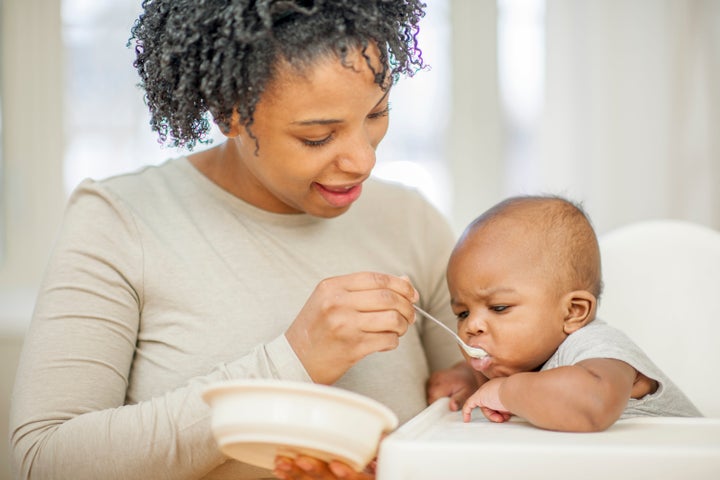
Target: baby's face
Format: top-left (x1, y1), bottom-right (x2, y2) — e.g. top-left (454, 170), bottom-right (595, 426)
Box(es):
top-left (446, 225), bottom-right (570, 378)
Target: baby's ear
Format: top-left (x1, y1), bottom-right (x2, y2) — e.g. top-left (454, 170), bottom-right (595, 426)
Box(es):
top-left (562, 290), bottom-right (596, 334)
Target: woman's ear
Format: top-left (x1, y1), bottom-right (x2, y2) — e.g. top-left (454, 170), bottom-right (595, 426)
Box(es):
top-left (215, 110), bottom-right (244, 138)
top-left (562, 290), bottom-right (596, 334)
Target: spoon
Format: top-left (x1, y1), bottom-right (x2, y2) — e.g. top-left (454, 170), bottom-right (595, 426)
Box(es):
top-left (413, 305), bottom-right (488, 358)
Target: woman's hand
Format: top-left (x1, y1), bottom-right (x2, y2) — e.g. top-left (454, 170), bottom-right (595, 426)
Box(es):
top-left (285, 272), bottom-right (418, 384)
top-left (274, 455), bottom-right (376, 480)
top-left (427, 361), bottom-right (484, 411)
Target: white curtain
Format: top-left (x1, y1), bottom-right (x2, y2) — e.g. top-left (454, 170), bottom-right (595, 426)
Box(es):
top-left (539, 0), bottom-right (720, 234)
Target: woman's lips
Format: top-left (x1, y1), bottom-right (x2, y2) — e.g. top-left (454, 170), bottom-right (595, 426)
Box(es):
top-left (314, 182), bottom-right (363, 208)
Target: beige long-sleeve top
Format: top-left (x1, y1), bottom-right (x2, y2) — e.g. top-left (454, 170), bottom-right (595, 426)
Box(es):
top-left (10, 157), bottom-right (462, 480)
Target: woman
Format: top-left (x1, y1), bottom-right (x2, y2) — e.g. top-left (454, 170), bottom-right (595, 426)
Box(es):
top-left (10, 1), bottom-right (477, 479)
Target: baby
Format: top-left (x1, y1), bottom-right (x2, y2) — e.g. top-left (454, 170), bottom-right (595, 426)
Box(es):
top-left (448, 195), bottom-right (701, 432)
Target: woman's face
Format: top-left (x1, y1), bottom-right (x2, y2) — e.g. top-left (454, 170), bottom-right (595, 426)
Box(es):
top-left (224, 46), bottom-right (390, 218)
top-left (446, 223), bottom-right (570, 379)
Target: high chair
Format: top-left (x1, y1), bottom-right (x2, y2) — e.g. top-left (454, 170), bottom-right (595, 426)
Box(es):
top-left (376, 219), bottom-right (720, 479)
top-left (597, 219), bottom-right (720, 417)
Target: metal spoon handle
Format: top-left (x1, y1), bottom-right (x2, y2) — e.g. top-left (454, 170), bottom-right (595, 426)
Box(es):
top-left (413, 304), bottom-right (461, 340)
top-left (413, 305), bottom-right (487, 358)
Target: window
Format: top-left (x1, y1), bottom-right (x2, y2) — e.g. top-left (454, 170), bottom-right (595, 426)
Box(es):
top-left (373, 0), bottom-right (452, 215)
top-left (0, 72), bottom-right (4, 268)
top-left (62, 0), bottom-right (177, 195)
top-left (0, 0), bottom-right (4, 266)
top-left (0, 76), bottom-right (5, 266)
top-left (497, 0), bottom-right (545, 194)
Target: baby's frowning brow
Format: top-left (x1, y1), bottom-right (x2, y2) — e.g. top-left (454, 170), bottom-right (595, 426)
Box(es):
top-left (451, 286), bottom-right (518, 305)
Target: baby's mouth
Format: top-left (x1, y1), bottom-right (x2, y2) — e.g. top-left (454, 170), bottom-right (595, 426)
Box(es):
top-left (470, 354), bottom-right (492, 372)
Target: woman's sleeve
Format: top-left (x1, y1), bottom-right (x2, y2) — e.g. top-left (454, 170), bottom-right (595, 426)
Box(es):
top-left (9, 180), bottom-right (308, 480)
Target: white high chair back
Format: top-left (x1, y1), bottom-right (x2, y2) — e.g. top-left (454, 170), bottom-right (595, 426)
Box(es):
top-left (598, 219), bottom-right (720, 417)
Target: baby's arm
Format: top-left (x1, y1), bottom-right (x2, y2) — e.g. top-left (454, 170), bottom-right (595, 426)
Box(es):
top-left (462, 358), bottom-right (637, 431)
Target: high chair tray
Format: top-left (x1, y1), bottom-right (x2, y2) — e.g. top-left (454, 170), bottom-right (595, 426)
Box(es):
top-left (376, 398), bottom-right (720, 480)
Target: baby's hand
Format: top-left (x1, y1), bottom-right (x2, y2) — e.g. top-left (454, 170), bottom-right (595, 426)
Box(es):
top-left (462, 378), bottom-right (512, 423)
top-left (426, 362), bottom-right (479, 411)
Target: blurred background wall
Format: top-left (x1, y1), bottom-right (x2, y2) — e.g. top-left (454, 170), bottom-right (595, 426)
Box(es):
top-left (1, 1), bottom-right (719, 478)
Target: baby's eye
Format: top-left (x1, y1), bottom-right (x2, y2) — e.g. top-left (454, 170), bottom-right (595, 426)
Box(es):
top-left (456, 311), bottom-right (469, 321)
top-left (490, 305), bottom-right (509, 313)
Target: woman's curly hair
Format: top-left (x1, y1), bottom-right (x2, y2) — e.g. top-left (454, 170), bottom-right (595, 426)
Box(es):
top-left (128, 0), bottom-right (427, 150)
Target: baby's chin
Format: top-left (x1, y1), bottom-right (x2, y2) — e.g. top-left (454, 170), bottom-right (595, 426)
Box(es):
top-left (470, 358), bottom-right (530, 379)
top-left (469, 355), bottom-right (493, 374)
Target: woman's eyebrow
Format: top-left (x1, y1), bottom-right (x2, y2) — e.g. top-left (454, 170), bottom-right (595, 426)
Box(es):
top-left (374, 88), bottom-right (391, 106)
top-left (292, 89), bottom-right (391, 126)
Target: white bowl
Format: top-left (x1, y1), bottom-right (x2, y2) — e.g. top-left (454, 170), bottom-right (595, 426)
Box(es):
top-left (202, 379), bottom-right (399, 471)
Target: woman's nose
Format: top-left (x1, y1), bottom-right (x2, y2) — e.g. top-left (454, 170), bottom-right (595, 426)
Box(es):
top-left (336, 131), bottom-right (377, 174)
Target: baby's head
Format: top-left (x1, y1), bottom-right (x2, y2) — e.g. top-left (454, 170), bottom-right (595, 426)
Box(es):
top-left (447, 195), bottom-right (602, 378)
